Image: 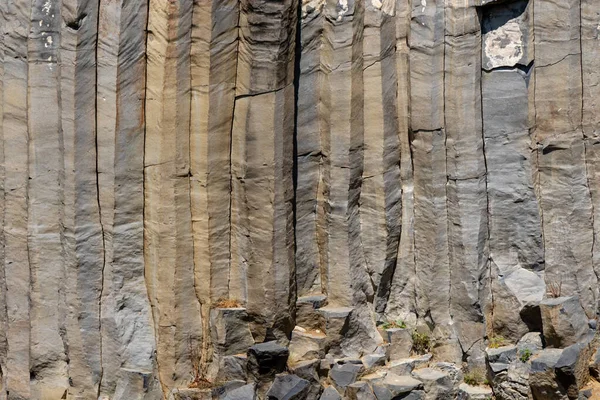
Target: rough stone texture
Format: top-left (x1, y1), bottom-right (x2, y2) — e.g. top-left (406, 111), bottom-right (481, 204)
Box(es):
top-left (540, 297), bottom-right (590, 348)
top-left (1, 0), bottom-right (600, 397)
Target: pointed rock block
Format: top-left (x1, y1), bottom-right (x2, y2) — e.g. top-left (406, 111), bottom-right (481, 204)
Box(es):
top-left (433, 362), bottom-right (464, 389)
top-left (318, 307), bottom-right (353, 356)
top-left (486, 345), bottom-right (517, 374)
top-left (530, 349), bottom-right (568, 400)
top-left (215, 383), bottom-right (256, 400)
top-left (346, 381), bottom-right (376, 400)
top-left (215, 354), bottom-right (248, 382)
top-left (388, 353), bottom-right (433, 376)
top-left (555, 334), bottom-right (595, 399)
top-left (265, 374), bottom-right (311, 400)
top-left (247, 341), bottom-right (289, 380)
top-left (320, 386), bottom-right (342, 400)
top-left (370, 373), bottom-right (423, 399)
top-left (541, 297), bottom-right (590, 348)
top-left (288, 327), bottom-right (327, 364)
top-left (457, 383), bottom-right (494, 400)
top-left (210, 308), bottom-right (255, 357)
top-left (518, 332), bottom-right (544, 354)
top-left (412, 368), bottom-right (455, 399)
top-left (211, 381), bottom-right (246, 399)
top-left (386, 328), bottom-right (413, 361)
top-left (167, 388), bottom-right (212, 400)
top-left (359, 370), bottom-right (387, 385)
top-left (328, 362), bottom-right (364, 393)
top-left (361, 353), bottom-right (386, 370)
top-left (289, 359), bottom-right (321, 400)
top-left (296, 295), bottom-right (328, 331)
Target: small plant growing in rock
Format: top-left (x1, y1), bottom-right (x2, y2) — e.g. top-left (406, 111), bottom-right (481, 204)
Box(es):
top-left (546, 279), bottom-right (562, 298)
top-left (381, 319), bottom-right (407, 329)
top-left (188, 337), bottom-right (212, 389)
top-left (213, 298), bottom-right (242, 308)
top-left (487, 335), bottom-right (509, 349)
top-left (519, 348), bottom-right (533, 363)
top-left (411, 331), bottom-right (431, 354)
top-left (463, 367), bottom-right (487, 386)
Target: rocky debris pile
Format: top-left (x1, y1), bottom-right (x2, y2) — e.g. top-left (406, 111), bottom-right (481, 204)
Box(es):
top-left (167, 296), bottom-right (600, 399)
top-left (485, 296), bottom-right (600, 400)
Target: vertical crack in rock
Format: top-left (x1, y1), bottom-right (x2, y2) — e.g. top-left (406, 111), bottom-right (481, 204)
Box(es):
top-left (94, 0), bottom-right (105, 394)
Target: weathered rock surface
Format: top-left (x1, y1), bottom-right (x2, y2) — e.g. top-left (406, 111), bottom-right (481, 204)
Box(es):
top-left (1, 0), bottom-right (600, 397)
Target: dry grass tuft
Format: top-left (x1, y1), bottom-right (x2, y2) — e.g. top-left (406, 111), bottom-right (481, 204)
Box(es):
top-left (546, 279), bottom-right (562, 298)
top-left (213, 298), bottom-right (242, 308)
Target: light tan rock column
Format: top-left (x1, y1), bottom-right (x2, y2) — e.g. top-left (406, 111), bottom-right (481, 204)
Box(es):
top-left (28, 0), bottom-right (68, 397)
top-left (189, 0), bottom-right (239, 379)
top-left (362, 1), bottom-right (402, 317)
top-left (190, 0), bottom-right (238, 304)
top-left (386, 0), bottom-right (417, 324)
top-left (534, 0), bottom-right (597, 315)
top-left (3, 0), bottom-right (31, 395)
top-left (61, 0), bottom-right (105, 395)
top-left (145, 0), bottom-right (201, 389)
top-left (97, 0), bottom-right (160, 396)
top-left (231, 0), bottom-right (297, 340)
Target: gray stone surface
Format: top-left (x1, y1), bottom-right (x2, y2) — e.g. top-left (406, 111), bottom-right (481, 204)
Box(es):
top-left (265, 374), bottom-right (310, 400)
top-left (247, 342), bottom-right (290, 379)
top-left (540, 297), bottom-right (590, 348)
top-left (3, 0), bottom-right (600, 397)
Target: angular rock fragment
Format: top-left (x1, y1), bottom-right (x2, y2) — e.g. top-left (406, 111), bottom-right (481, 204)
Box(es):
top-left (266, 374), bottom-right (311, 400)
top-left (412, 368), bottom-right (454, 399)
top-left (530, 349), bottom-right (568, 400)
top-left (328, 362), bottom-right (364, 393)
top-left (386, 328), bottom-right (413, 360)
top-left (247, 342), bottom-right (289, 380)
top-left (210, 307), bottom-right (255, 356)
top-left (540, 297), bottom-right (590, 348)
top-left (554, 335), bottom-right (595, 399)
top-left (457, 383), bottom-right (494, 400)
top-left (320, 386), bottom-right (342, 400)
top-left (346, 381), bottom-right (376, 400)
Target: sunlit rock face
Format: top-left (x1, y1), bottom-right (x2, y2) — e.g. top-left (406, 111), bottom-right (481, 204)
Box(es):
top-left (0, 0), bottom-right (598, 397)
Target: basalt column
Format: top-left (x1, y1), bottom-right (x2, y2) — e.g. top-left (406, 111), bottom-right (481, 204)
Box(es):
top-left (230, 0), bottom-right (297, 341)
top-left (144, 0), bottom-right (201, 389)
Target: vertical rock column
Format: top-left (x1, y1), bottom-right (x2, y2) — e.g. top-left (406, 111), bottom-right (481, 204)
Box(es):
top-left (320, 0), bottom-right (367, 309)
top-left (2, 0), bottom-right (30, 395)
top-left (481, 0), bottom-right (545, 341)
top-left (410, 0), bottom-right (450, 328)
top-left (28, 0), bottom-right (68, 397)
top-left (97, 0), bottom-right (160, 396)
top-left (0, 5), bottom-right (6, 395)
top-left (296, 0), bottom-right (327, 298)
top-left (581, 0), bottom-right (600, 293)
top-left (362, 0), bottom-right (402, 317)
top-left (145, 0), bottom-right (201, 388)
top-left (189, 0), bottom-right (238, 306)
top-left (230, 0), bottom-right (297, 340)
top-left (386, 0), bottom-right (416, 323)
top-left (534, 0), bottom-right (597, 315)
top-left (444, 0), bottom-right (487, 363)
top-left (189, 0), bottom-right (239, 378)
top-left (61, 0), bottom-right (105, 394)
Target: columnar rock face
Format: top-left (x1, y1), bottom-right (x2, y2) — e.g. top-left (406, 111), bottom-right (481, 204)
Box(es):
top-left (0, 0), bottom-right (599, 398)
